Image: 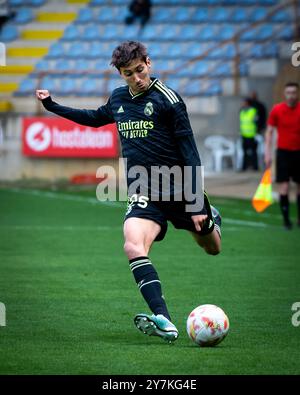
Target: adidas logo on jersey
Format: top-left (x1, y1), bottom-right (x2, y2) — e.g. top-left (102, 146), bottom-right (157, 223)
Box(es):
top-left (117, 105), bottom-right (124, 113)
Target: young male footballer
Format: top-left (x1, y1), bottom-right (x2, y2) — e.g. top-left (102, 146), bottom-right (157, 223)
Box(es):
top-left (36, 41), bottom-right (222, 343)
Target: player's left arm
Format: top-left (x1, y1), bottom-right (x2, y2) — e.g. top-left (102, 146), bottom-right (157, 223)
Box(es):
top-left (169, 99), bottom-right (207, 231)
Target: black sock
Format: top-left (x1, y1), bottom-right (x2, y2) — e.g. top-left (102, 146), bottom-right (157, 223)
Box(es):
top-left (297, 194), bottom-right (300, 223)
top-left (129, 256), bottom-right (171, 321)
top-left (279, 194), bottom-right (291, 225)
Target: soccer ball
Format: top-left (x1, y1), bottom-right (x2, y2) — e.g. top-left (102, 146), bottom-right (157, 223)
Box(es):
top-left (186, 304), bottom-right (229, 347)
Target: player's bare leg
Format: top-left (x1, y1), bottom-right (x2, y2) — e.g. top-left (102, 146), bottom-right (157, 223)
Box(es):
top-left (297, 183), bottom-right (300, 227)
top-left (190, 228), bottom-right (221, 256)
top-left (123, 218), bottom-right (179, 342)
top-left (278, 181), bottom-right (292, 229)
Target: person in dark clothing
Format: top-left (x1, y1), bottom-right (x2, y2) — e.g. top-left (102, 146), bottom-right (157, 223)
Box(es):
top-left (239, 97), bottom-right (259, 171)
top-left (125, 0), bottom-right (152, 28)
top-left (249, 91), bottom-right (267, 134)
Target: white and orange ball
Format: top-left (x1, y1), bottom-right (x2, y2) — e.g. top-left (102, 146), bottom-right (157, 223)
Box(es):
top-left (186, 304), bottom-right (229, 347)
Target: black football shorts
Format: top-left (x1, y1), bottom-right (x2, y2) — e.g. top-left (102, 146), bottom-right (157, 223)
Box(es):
top-left (276, 149), bottom-right (300, 183)
top-left (124, 192), bottom-right (215, 242)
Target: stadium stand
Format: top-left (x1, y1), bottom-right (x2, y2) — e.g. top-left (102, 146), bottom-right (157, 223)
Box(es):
top-left (0, 0), bottom-right (299, 110)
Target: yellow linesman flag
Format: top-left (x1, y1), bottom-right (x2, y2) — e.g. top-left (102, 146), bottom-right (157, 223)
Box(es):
top-left (252, 167), bottom-right (273, 213)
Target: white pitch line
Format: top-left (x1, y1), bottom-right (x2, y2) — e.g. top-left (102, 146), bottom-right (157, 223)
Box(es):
top-left (7, 188), bottom-right (125, 208)
top-left (0, 225), bottom-right (121, 231)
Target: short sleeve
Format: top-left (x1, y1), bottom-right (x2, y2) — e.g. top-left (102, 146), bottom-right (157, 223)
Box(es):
top-left (267, 105), bottom-right (278, 127)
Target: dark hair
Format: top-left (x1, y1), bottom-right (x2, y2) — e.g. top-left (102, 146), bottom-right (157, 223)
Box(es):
top-left (110, 41), bottom-right (148, 70)
top-left (285, 82), bottom-right (299, 89)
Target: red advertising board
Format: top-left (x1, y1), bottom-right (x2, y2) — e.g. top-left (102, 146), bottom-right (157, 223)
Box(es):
top-left (22, 117), bottom-right (119, 158)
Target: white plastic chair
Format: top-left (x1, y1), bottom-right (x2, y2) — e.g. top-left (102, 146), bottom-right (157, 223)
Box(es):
top-left (204, 135), bottom-right (236, 172)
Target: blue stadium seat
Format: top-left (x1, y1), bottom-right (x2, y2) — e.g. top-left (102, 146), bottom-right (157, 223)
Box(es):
top-left (90, 0), bottom-right (107, 5)
top-left (205, 81), bottom-right (222, 96)
top-left (0, 25), bottom-right (18, 42)
top-left (8, 0), bottom-right (23, 6)
top-left (29, 0), bottom-right (45, 6)
top-left (231, 8), bottom-right (249, 23)
top-left (153, 8), bottom-right (170, 23)
top-left (141, 25), bottom-right (161, 41)
top-left (211, 8), bottom-right (230, 23)
top-left (102, 24), bottom-right (121, 40)
top-left (186, 42), bottom-right (211, 58)
top-left (147, 42), bottom-right (163, 58)
top-left (167, 43), bottom-right (183, 58)
top-left (176, 25), bottom-right (198, 41)
top-left (187, 60), bottom-right (211, 77)
top-left (256, 24), bottom-right (274, 40)
top-left (62, 25), bottom-right (81, 41)
top-left (271, 9), bottom-right (292, 23)
top-left (239, 62), bottom-right (248, 76)
top-left (173, 7), bottom-right (191, 23)
top-left (213, 63), bottom-right (232, 77)
top-left (122, 24), bottom-right (140, 40)
top-left (78, 78), bottom-right (102, 96)
top-left (191, 8), bottom-right (209, 23)
top-left (208, 44), bottom-right (236, 59)
top-left (47, 42), bottom-right (65, 58)
top-left (163, 78), bottom-right (181, 91)
top-left (219, 25), bottom-right (236, 40)
top-left (94, 59), bottom-right (111, 74)
top-left (67, 42), bottom-right (86, 58)
top-left (107, 78), bottom-right (125, 92)
top-left (35, 59), bottom-right (51, 72)
top-left (198, 25), bottom-right (216, 41)
top-left (75, 8), bottom-right (94, 24)
top-left (277, 25), bottom-right (293, 40)
top-left (16, 78), bottom-right (36, 95)
top-left (160, 25), bottom-right (178, 40)
top-left (55, 59), bottom-right (72, 73)
top-left (153, 60), bottom-right (173, 73)
top-left (75, 59), bottom-right (91, 72)
top-left (14, 8), bottom-right (34, 24)
top-left (249, 8), bottom-right (267, 22)
top-left (82, 25), bottom-right (100, 41)
top-left (40, 77), bottom-right (57, 92)
top-left (85, 42), bottom-right (104, 59)
top-left (96, 7), bottom-right (114, 22)
top-left (182, 81), bottom-right (202, 97)
top-left (9, 0), bottom-right (45, 5)
top-left (113, 7), bottom-right (128, 22)
top-left (56, 78), bottom-right (77, 96)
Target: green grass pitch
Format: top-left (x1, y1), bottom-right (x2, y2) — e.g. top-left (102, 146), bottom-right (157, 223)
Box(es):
top-left (0, 187), bottom-right (299, 375)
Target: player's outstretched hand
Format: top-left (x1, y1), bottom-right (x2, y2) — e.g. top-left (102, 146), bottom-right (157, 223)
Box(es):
top-left (191, 214), bottom-right (208, 232)
top-left (36, 90), bottom-right (50, 101)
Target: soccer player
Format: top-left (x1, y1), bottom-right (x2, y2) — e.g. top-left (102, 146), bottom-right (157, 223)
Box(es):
top-left (265, 82), bottom-right (300, 230)
top-left (36, 41), bottom-right (222, 343)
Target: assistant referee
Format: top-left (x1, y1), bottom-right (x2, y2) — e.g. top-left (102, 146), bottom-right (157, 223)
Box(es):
top-left (265, 82), bottom-right (300, 230)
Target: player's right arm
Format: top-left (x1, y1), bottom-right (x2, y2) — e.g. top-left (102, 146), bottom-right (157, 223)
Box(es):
top-left (264, 125), bottom-right (275, 167)
top-left (264, 105), bottom-right (277, 168)
top-left (36, 89), bottom-right (114, 127)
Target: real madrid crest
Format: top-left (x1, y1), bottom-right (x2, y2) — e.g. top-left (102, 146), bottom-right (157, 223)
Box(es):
top-left (144, 102), bottom-right (154, 116)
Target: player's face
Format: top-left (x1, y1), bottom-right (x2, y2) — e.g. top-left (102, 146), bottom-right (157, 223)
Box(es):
top-left (119, 57), bottom-right (151, 94)
top-left (284, 86), bottom-right (299, 107)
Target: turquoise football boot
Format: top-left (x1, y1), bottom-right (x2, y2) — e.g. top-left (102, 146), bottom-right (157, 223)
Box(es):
top-left (134, 313), bottom-right (179, 343)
